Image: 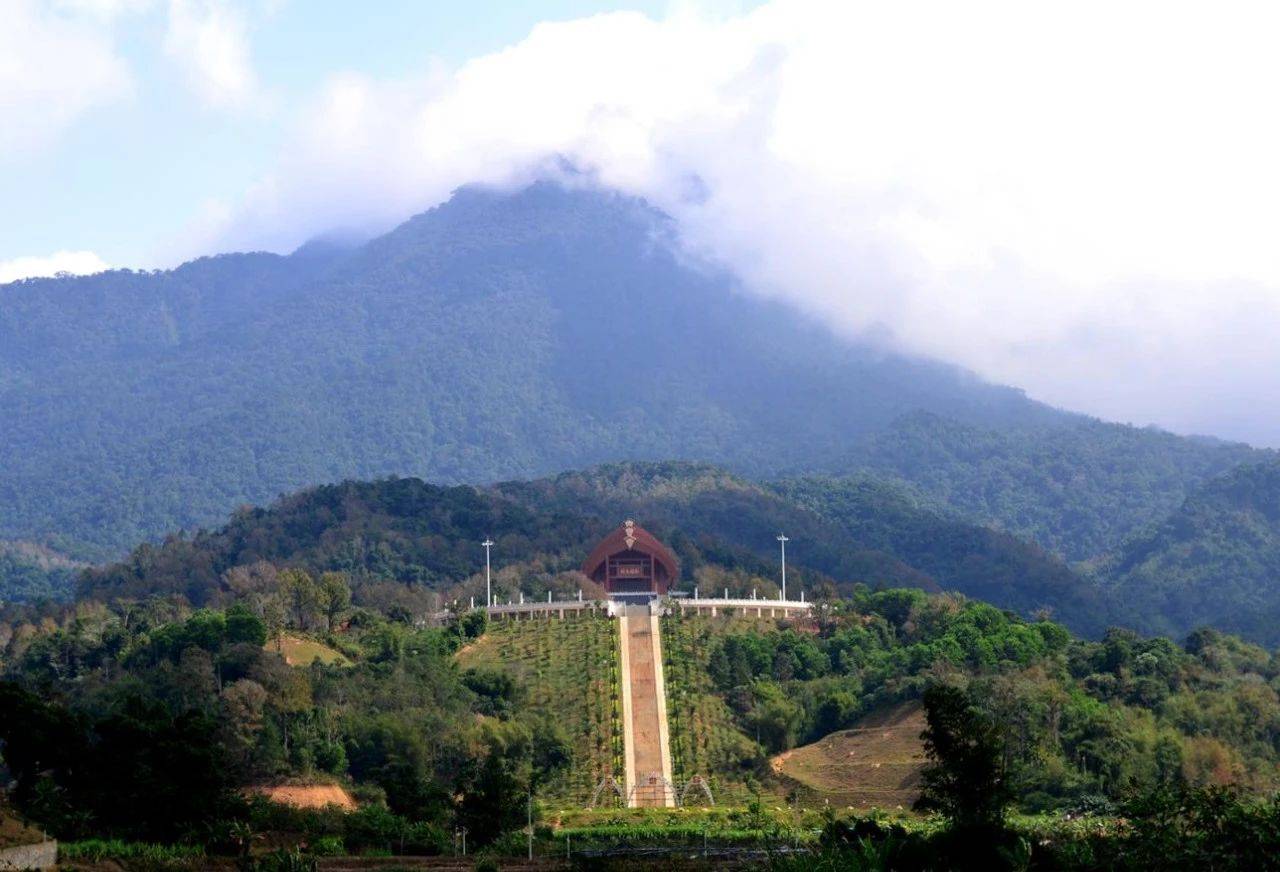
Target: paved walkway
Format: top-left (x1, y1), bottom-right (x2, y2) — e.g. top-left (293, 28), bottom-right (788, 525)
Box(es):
top-left (618, 604), bottom-right (674, 807)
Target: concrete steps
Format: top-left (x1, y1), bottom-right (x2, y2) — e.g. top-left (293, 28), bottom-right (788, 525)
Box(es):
top-left (618, 604), bottom-right (675, 807)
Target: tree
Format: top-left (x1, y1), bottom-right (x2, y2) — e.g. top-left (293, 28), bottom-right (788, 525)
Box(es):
top-left (278, 569), bottom-right (320, 631)
top-left (813, 688), bottom-right (858, 737)
top-left (226, 603), bottom-right (268, 646)
top-left (316, 572), bottom-right (352, 632)
top-left (748, 684), bottom-right (805, 753)
top-left (915, 683), bottom-right (1013, 829)
top-left (459, 609), bottom-right (488, 641)
top-left (0, 683), bottom-right (233, 841)
top-left (219, 678), bottom-right (268, 778)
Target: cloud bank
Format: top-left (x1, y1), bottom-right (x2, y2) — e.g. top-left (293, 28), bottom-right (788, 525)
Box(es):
top-left (163, 0), bottom-right (260, 110)
top-left (130, 2), bottom-right (1280, 445)
top-left (0, 250), bottom-right (110, 284)
top-left (1, 1), bottom-right (133, 155)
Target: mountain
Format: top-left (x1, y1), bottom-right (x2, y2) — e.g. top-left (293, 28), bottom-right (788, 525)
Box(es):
top-left (76, 462), bottom-right (1110, 636)
top-left (1104, 459), bottom-right (1280, 645)
top-left (842, 412), bottom-right (1263, 562)
top-left (0, 180), bottom-right (1262, 578)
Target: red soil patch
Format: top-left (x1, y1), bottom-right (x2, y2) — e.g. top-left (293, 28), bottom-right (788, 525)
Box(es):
top-left (249, 784), bottom-right (357, 810)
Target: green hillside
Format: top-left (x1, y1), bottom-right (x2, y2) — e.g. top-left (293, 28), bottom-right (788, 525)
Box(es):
top-left (495, 463), bottom-right (1110, 634)
top-left (654, 589), bottom-right (1280, 809)
top-left (661, 610), bottom-right (765, 803)
top-left (452, 593), bottom-right (1270, 812)
top-left (455, 615), bottom-right (623, 803)
top-left (843, 411), bottom-right (1264, 562)
top-left (74, 463), bottom-right (1112, 637)
top-left (7, 572), bottom-right (1279, 844)
top-left (0, 182), bottom-right (1261, 578)
top-left (1105, 459), bottom-right (1280, 645)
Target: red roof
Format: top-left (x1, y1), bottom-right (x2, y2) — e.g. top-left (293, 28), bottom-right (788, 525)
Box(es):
top-left (582, 520), bottom-right (679, 580)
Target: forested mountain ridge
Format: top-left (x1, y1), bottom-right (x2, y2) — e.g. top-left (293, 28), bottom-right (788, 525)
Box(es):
top-left (74, 463), bottom-right (1110, 636)
top-left (1103, 459), bottom-right (1280, 645)
top-left (497, 463), bottom-right (1109, 634)
top-left (0, 181), bottom-right (1259, 572)
top-left (839, 411), bottom-right (1264, 562)
top-left (62, 456), bottom-right (1280, 648)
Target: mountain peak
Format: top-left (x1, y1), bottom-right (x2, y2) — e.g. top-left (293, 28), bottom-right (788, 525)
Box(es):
top-left (0, 180), bottom-right (1261, 578)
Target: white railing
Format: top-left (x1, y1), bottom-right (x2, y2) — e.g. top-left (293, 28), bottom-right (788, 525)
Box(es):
top-left (673, 597), bottom-right (812, 612)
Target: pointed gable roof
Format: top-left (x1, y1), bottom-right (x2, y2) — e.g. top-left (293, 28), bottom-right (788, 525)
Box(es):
top-left (582, 519), bottom-right (680, 580)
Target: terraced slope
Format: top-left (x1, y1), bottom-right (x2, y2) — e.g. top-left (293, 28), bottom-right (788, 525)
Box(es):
top-left (660, 611), bottom-right (766, 804)
top-left (455, 615), bottom-right (623, 803)
top-left (458, 610), bottom-right (923, 809)
top-left (772, 701), bottom-right (926, 809)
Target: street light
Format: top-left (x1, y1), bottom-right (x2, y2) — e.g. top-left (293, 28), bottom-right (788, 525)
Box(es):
top-left (482, 538), bottom-right (495, 607)
top-left (777, 533), bottom-right (789, 601)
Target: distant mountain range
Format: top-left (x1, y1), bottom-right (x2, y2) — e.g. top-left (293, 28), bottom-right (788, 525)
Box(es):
top-left (1, 183), bottom-right (1258, 555)
top-left (4, 181), bottom-right (1278, 642)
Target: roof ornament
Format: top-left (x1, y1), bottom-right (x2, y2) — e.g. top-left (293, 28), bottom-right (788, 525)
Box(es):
top-left (624, 519), bottom-right (637, 549)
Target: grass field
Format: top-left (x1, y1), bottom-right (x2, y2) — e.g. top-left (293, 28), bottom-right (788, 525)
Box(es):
top-left (772, 700), bottom-right (926, 809)
top-left (660, 611), bottom-right (767, 804)
top-left (456, 615), bottom-right (623, 804)
top-left (273, 634), bottom-right (352, 667)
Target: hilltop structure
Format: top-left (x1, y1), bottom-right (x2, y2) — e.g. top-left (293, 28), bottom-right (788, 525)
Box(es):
top-left (581, 520), bottom-right (679, 599)
top-left (479, 520), bottom-right (811, 807)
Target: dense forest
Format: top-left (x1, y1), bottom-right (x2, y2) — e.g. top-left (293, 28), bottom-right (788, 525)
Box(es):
top-left (1104, 459), bottom-right (1280, 645)
top-left (841, 411), bottom-right (1264, 561)
top-left (0, 182), bottom-right (1261, 578)
top-left (499, 463), bottom-right (1110, 634)
top-left (65, 463), bottom-right (1113, 637)
top-left (0, 595), bottom-right (558, 851)
top-left (0, 542), bottom-right (81, 603)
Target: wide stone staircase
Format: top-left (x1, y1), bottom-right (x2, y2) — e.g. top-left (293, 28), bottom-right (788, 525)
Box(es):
top-left (618, 602), bottom-right (675, 807)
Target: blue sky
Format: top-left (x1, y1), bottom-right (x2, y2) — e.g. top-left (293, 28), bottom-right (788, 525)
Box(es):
top-left (1, 1), bottom-right (683, 270)
top-left (5, 0), bottom-right (1280, 445)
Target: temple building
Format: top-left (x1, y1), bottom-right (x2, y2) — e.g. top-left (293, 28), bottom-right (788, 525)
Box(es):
top-left (582, 520), bottom-right (679, 599)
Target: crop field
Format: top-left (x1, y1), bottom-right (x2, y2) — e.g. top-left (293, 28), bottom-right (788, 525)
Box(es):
top-left (456, 615), bottom-right (623, 803)
top-left (660, 611), bottom-right (765, 804)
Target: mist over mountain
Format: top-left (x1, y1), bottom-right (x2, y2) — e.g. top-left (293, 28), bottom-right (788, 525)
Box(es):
top-left (0, 182), bottom-right (1262, 584)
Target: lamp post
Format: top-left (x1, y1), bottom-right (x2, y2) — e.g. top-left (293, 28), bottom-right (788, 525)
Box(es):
top-left (777, 533), bottom-right (789, 601)
top-left (481, 538), bottom-right (495, 607)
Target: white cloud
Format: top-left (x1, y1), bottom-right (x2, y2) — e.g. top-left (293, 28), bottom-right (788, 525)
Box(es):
top-left (164, 0), bottom-right (259, 110)
top-left (0, 250), bottom-right (110, 283)
top-left (192, 0), bottom-right (1280, 445)
top-left (0, 1), bottom-right (133, 156)
top-left (54, 0), bottom-right (156, 17)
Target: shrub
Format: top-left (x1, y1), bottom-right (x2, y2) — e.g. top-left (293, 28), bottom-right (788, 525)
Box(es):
top-left (308, 835), bottom-right (345, 856)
